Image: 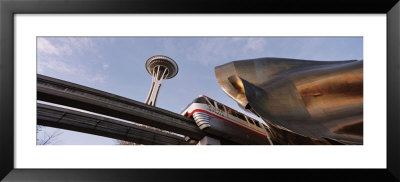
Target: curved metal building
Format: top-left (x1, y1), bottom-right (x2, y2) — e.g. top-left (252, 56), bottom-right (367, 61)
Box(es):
top-left (215, 57), bottom-right (363, 145)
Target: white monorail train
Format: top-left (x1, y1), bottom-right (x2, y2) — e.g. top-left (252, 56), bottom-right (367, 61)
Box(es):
top-left (181, 95), bottom-right (272, 145)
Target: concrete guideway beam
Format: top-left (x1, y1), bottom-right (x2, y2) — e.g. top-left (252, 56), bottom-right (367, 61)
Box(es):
top-left (37, 74), bottom-right (205, 140)
top-left (37, 103), bottom-right (196, 145)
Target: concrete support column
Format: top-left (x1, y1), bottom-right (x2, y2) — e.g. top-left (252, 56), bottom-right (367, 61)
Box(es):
top-left (197, 136), bottom-right (221, 145)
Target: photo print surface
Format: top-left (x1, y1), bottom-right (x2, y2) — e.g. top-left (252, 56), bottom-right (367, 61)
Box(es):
top-left (37, 37), bottom-right (363, 145)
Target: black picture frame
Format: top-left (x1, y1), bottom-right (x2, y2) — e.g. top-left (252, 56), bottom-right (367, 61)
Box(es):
top-left (1, 0), bottom-right (399, 181)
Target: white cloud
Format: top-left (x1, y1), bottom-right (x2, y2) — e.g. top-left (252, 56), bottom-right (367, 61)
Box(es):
top-left (102, 63), bottom-right (109, 70)
top-left (164, 38), bottom-right (237, 66)
top-left (37, 37), bottom-right (108, 83)
top-left (244, 38), bottom-right (267, 52)
top-left (60, 38), bottom-right (95, 54)
top-left (38, 58), bottom-right (76, 75)
top-left (38, 57), bottom-right (107, 83)
top-left (163, 38), bottom-right (269, 66)
top-left (86, 74), bottom-right (107, 82)
top-left (37, 37), bottom-right (96, 56)
top-left (37, 38), bottom-right (61, 55)
top-left (191, 38), bottom-right (231, 64)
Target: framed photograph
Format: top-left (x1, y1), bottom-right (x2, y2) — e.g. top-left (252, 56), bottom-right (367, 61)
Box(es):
top-left (1, 0), bottom-right (399, 181)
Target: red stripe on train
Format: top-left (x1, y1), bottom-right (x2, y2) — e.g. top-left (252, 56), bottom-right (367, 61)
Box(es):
top-left (187, 109), bottom-right (268, 138)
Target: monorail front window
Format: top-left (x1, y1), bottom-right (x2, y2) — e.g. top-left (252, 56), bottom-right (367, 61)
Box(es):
top-left (193, 97), bottom-right (209, 105)
top-left (180, 97), bottom-right (210, 114)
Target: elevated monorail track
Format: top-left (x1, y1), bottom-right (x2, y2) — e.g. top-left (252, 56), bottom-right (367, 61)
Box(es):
top-left (37, 103), bottom-right (194, 145)
top-left (37, 74), bottom-right (205, 141)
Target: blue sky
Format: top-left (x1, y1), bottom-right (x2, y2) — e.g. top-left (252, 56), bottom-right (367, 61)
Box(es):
top-left (37, 37), bottom-right (363, 145)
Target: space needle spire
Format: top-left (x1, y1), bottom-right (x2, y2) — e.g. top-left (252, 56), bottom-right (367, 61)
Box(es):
top-left (144, 55), bottom-right (178, 106)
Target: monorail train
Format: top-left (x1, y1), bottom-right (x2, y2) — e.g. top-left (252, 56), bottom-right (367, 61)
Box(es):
top-left (181, 95), bottom-right (272, 145)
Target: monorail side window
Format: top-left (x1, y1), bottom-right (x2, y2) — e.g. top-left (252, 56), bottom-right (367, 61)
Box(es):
top-left (236, 112), bottom-right (246, 121)
top-left (231, 110), bottom-right (238, 117)
top-left (254, 120), bottom-right (261, 127)
top-left (262, 124), bottom-right (267, 129)
top-left (263, 124), bottom-right (269, 130)
top-left (248, 118), bottom-right (255, 125)
top-left (216, 102), bottom-right (225, 111)
top-left (206, 97), bottom-right (217, 107)
top-left (226, 107), bottom-right (232, 115)
top-left (206, 98), bottom-right (216, 107)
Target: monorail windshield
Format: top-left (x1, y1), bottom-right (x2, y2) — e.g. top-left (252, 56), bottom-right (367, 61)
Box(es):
top-left (181, 97), bottom-right (210, 113)
top-left (193, 97), bottom-right (209, 104)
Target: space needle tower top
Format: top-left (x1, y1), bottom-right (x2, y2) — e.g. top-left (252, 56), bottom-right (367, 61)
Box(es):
top-left (144, 55), bottom-right (179, 106)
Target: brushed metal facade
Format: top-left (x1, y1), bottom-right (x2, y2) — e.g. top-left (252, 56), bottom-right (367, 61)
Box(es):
top-left (215, 57), bottom-right (363, 145)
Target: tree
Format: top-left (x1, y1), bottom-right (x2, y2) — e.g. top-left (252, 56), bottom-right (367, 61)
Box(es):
top-left (36, 125), bottom-right (63, 145)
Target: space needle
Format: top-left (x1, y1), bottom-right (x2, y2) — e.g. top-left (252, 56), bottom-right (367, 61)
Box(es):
top-left (145, 55), bottom-right (178, 106)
